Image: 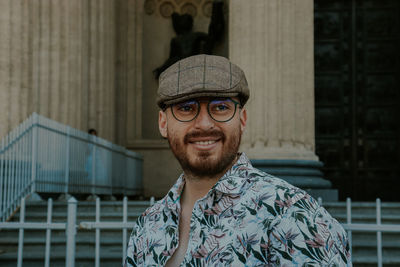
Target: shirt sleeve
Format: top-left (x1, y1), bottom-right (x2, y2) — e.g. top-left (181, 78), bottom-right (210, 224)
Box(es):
top-left (267, 197), bottom-right (352, 266)
top-left (125, 216), bottom-right (145, 267)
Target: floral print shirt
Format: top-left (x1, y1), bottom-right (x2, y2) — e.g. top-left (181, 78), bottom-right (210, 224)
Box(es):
top-left (125, 153), bottom-right (351, 266)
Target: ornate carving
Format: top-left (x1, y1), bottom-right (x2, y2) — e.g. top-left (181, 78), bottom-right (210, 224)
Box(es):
top-left (180, 3), bottom-right (197, 17)
top-left (202, 0), bottom-right (213, 17)
top-left (145, 0), bottom-right (224, 18)
top-left (144, 0), bottom-right (156, 15)
top-left (160, 2), bottom-right (176, 18)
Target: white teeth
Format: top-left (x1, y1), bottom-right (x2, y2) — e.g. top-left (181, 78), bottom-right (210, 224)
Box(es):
top-left (194, 140), bottom-right (216, 145)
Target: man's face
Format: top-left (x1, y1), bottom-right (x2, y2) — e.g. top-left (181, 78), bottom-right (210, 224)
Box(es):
top-left (159, 97), bottom-right (247, 178)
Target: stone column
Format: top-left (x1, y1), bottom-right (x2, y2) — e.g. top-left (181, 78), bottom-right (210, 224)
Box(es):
top-left (0, 0), bottom-right (118, 142)
top-left (86, 0), bottom-right (117, 141)
top-left (230, 0), bottom-right (337, 200)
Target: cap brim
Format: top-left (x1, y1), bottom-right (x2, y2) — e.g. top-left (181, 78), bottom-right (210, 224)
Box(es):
top-left (158, 92), bottom-right (240, 108)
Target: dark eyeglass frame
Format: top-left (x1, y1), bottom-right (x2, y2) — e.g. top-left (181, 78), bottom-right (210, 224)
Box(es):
top-left (168, 98), bottom-right (241, 123)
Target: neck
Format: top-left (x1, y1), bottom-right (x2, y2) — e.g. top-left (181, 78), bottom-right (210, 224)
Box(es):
top-left (182, 175), bottom-right (219, 204)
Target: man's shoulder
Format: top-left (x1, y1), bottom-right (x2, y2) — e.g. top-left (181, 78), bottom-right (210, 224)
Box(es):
top-left (230, 154), bottom-right (310, 204)
top-left (227, 165), bottom-right (324, 221)
top-left (136, 175), bottom-right (184, 223)
top-left (238, 167), bottom-right (311, 203)
top-left (139, 196), bottom-right (168, 218)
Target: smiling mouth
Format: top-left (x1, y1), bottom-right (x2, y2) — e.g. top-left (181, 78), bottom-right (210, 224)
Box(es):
top-left (184, 130), bottom-right (225, 145)
top-left (192, 140), bottom-right (217, 145)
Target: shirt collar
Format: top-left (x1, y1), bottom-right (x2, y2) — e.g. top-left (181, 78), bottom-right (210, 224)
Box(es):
top-left (212, 153), bottom-right (253, 195)
top-left (164, 153), bottom-right (254, 210)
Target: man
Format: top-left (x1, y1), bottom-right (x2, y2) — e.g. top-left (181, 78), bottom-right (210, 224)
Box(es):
top-left (126, 55), bottom-right (351, 266)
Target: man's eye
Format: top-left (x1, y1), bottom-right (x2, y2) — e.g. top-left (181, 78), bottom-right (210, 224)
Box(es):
top-left (179, 105), bottom-right (192, 111)
top-left (210, 100), bottom-right (232, 112)
top-left (177, 103), bottom-right (195, 112)
top-left (215, 104), bottom-right (229, 111)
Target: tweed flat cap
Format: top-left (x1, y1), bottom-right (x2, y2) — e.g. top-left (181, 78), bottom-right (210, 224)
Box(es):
top-left (157, 54), bottom-right (249, 108)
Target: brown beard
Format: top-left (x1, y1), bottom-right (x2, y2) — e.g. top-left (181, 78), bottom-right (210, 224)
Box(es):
top-left (167, 128), bottom-right (241, 178)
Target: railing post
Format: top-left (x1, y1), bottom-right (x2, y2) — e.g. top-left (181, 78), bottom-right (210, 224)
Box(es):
top-left (122, 196), bottom-right (128, 265)
top-left (346, 197), bottom-right (352, 262)
top-left (15, 126), bottom-right (22, 210)
top-left (31, 113), bottom-right (38, 194)
top-left (0, 139), bottom-right (4, 221)
top-left (109, 148), bottom-right (113, 196)
top-left (64, 127), bottom-right (71, 194)
top-left (4, 135), bottom-right (10, 220)
top-left (9, 129), bottom-right (16, 215)
top-left (123, 149), bottom-right (126, 196)
top-left (66, 197), bottom-right (77, 267)
top-left (376, 198), bottom-right (382, 267)
top-left (91, 138), bottom-right (96, 196)
top-left (95, 197), bottom-right (100, 267)
top-left (17, 197), bottom-right (26, 267)
top-left (45, 198), bottom-right (53, 267)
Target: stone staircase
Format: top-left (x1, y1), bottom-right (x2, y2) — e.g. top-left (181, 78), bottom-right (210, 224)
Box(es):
top-left (1, 200), bottom-right (400, 266)
top-left (323, 202), bottom-right (400, 267)
top-left (0, 199), bottom-right (150, 267)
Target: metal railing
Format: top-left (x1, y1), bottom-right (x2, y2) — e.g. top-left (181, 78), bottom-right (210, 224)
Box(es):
top-left (0, 196), bottom-right (154, 267)
top-left (343, 198), bottom-right (400, 267)
top-left (0, 113), bottom-right (143, 222)
top-left (318, 197), bottom-right (400, 267)
top-left (0, 197), bottom-right (399, 267)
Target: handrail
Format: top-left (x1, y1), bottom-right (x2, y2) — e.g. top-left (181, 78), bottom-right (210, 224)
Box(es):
top-left (0, 113), bottom-right (143, 222)
top-left (343, 223), bottom-right (400, 232)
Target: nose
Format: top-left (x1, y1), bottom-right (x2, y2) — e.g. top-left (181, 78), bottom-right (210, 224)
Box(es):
top-left (193, 102), bottom-right (215, 130)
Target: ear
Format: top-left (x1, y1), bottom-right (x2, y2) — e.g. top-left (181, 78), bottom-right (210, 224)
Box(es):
top-left (159, 110), bottom-right (168, 138)
top-left (239, 108), bottom-right (247, 134)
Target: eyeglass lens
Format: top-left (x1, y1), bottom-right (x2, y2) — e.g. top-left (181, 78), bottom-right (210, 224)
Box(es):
top-left (171, 98), bottom-right (238, 122)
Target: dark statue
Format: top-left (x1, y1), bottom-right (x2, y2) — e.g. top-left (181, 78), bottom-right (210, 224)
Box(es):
top-left (153, 0), bottom-right (225, 79)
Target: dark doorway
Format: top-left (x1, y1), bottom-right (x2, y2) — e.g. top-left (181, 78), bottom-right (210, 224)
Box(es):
top-left (314, 0), bottom-right (400, 201)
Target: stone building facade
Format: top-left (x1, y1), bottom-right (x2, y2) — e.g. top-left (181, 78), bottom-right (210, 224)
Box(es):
top-left (0, 0), bottom-right (334, 199)
top-left (3, 0), bottom-right (396, 200)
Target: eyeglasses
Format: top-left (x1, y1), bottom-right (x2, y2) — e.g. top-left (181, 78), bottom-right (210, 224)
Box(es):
top-left (170, 98), bottom-right (241, 122)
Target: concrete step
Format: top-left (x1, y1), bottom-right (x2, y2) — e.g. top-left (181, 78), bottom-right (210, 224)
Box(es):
top-left (0, 249), bottom-right (126, 267)
top-left (323, 202), bottom-right (400, 225)
top-left (332, 214), bottom-right (400, 224)
top-left (323, 202), bottom-right (400, 266)
top-left (351, 255), bottom-right (400, 267)
top-left (323, 202), bottom-right (400, 216)
top-left (0, 229), bottom-right (129, 266)
top-left (9, 199), bottom-right (150, 222)
top-left (12, 212), bottom-right (142, 222)
top-left (351, 233), bottom-right (400, 244)
top-left (0, 230), bottom-right (130, 245)
top-left (21, 199), bottom-right (150, 213)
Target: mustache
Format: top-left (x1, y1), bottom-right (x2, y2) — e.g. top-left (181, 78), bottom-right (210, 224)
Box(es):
top-left (184, 130), bottom-right (225, 144)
